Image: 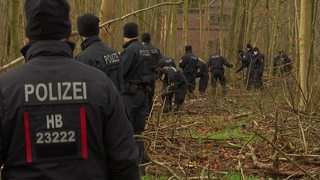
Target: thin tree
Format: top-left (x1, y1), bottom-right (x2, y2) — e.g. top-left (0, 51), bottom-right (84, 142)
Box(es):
top-left (182, 0), bottom-right (189, 50)
top-left (9, 0), bottom-right (21, 59)
top-left (99, 0), bottom-right (115, 46)
top-left (298, 0), bottom-right (314, 110)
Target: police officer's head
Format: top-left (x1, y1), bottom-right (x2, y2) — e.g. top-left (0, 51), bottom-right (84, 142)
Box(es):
top-left (185, 45), bottom-right (192, 52)
top-left (141, 33), bottom-right (151, 44)
top-left (253, 47), bottom-right (259, 55)
top-left (24, 0), bottom-right (71, 41)
top-left (77, 13), bottom-right (100, 38)
top-left (246, 43), bottom-right (252, 50)
top-left (279, 50), bottom-right (285, 58)
top-left (123, 22), bottom-right (139, 42)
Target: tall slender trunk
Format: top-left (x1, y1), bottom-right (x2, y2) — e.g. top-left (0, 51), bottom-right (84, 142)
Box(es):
top-left (9, 0), bottom-right (20, 59)
top-left (99, 0), bottom-right (115, 46)
top-left (219, 0), bottom-right (224, 54)
top-left (268, 0), bottom-right (281, 78)
top-left (182, 0), bottom-right (189, 50)
top-left (0, 0), bottom-right (9, 65)
top-left (298, 0), bottom-right (313, 110)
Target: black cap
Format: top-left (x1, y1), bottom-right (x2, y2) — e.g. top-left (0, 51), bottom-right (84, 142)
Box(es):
top-left (253, 47), bottom-right (259, 52)
top-left (123, 22), bottom-right (139, 38)
top-left (77, 13), bottom-right (100, 37)
top-left (246, 43), bottom-right (252, 49)
top-left (24, 0), bottom-right (71, 40)
top-left (185, 45), bottom-right (192, 52)
top-left (141, 33), bottom-right (151, 43)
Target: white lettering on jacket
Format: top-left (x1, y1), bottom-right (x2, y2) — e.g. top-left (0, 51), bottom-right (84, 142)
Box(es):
top-left (24, 82), bottom-right (87, 103)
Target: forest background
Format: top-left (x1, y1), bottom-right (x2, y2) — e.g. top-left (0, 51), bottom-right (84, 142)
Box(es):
top-left (0, 0), bottom-right (320, 179)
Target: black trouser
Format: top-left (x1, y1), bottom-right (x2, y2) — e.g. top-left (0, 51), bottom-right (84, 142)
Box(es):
top-left (198, 75), bottom-right (209, 94)
top-left (162, 83), bottom-right (187, 113)
top-left (184, 73), bottom-right (196, 93)
top-left (122, 89), bottom-right (148, 163)
top-left (247, 69), bottom-right (263, 90)
top-left (147, 80), bottom-right (155, 114)
top-left (211, 70), bottom-right (227, 95)
top-left (174, 84), bottom-right (188, 111)
top-left (254, 71), bottom-right (263, 90)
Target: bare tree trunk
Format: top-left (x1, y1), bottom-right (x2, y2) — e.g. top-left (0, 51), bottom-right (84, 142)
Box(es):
top-left (199, 1), bottom-right (204, 58)
top-left (227, 0), bottom-right (240, 63)
top-left (9, 0), bottom-right (20, 59)
top-left (219, 0), bottom-right (224, 54)
top-left (100, 0), bottom-right (115, 46)
top-left (170, 1), bottom-right (178, 59)
top-left (137, 0), bottom-right (146, 32)
top-left (237, 0), bottom-right (246, 48)
top-left (244, 0), bottom-right (254, 43)
top-left (182, 0), bottom-right (189, 50)
top-left (0, 0), bottom-right (9, 65)
top-left (298, 0), bottom-right (313, 110)
top-left (268, 0), bottom-right (281, 78)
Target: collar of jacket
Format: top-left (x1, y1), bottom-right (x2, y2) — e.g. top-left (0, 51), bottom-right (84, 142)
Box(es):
top-left (21, 40), bottom-right (75, 62)
top-left (185, 50), bottom-right (192, 54)
top-left (122, 38), bottom-right (139, 49)
top-left (81, 35), bottom-right (101, 51)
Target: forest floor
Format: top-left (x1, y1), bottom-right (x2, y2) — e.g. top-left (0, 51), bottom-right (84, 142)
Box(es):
top-left (141, 78), bottom-right (320, 180)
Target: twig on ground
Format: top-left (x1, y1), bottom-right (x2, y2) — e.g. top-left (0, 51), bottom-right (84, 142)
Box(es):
top-left (254, 131), bottom-right (317, 180)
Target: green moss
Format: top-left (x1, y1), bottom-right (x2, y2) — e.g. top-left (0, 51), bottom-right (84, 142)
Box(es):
top-left (191, 125), bottom-right (251, 140)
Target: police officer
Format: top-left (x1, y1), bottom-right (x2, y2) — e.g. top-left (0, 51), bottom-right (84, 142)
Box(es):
top-left (140, 32), bottom-right (161, 114)
top-left (179, 45), bottom-right (199, 93)
top-left (207, 52), bottom-right (233, 95)
top-left (236, 43), bottom-right (254, 73)
top-left (159, 66), bottom-right (188, 113)
top-left (75, 13), bottom-right (124, 91)
top-left (281, 51), bottom-right (292, 74)
top-left (0, 0), bottom-right (140, 179)
top-left (274, 51), bottom-right (292, 76)
top-left (120, 22), bottom-right (152, 170)
top-left (248, 47), bottom-right (265, 90)
top-left (195, 59), bottom-right (209, 94)
top-left (273, 51), bottom-right (282, 76)
top-left (158, 56), bottom-right (177, 69)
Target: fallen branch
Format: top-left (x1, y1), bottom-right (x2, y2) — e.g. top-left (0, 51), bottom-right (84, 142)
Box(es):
top-left (238, 135), bottom-right (256, 179)
top-left (254, 131), bottom-right (317, 180)
top-left (134, 134), bottom-right (181, 179)
top-left (229, 111), bottom-right (253, 120)
top-left (247, 144), bottom-right (273, 170)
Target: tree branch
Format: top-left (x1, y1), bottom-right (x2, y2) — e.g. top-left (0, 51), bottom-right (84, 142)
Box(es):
top-left (254, 131), bottom-right (317, 180)
top-left (1, 2), bottom-right (183, 72)
top-left (99, 2), bottom-right (183, 29)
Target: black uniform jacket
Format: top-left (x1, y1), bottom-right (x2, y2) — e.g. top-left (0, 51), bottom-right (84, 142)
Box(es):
top-left (143, 42), bottom-right (161, 74)
top-left (208, 54), bottom-right (233, 72)
top-left (75, 36), bottom-right (124, 91)
top-left (121, 39), bottom-right (152, 85)
top-left (196, 60), bottom-right (209, 78)
top-left (251, 52), bottom-right (265, 73)
top-left (0, 40), bottom-right (140, 180)
top-left (179, 50), bottom-right (198, 74)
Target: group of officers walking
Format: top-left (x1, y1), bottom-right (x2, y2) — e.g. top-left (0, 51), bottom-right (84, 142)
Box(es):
top-left (237, 43), bottom-right (292, 91)
top-left (0, 0), bottom-right (293, 179)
